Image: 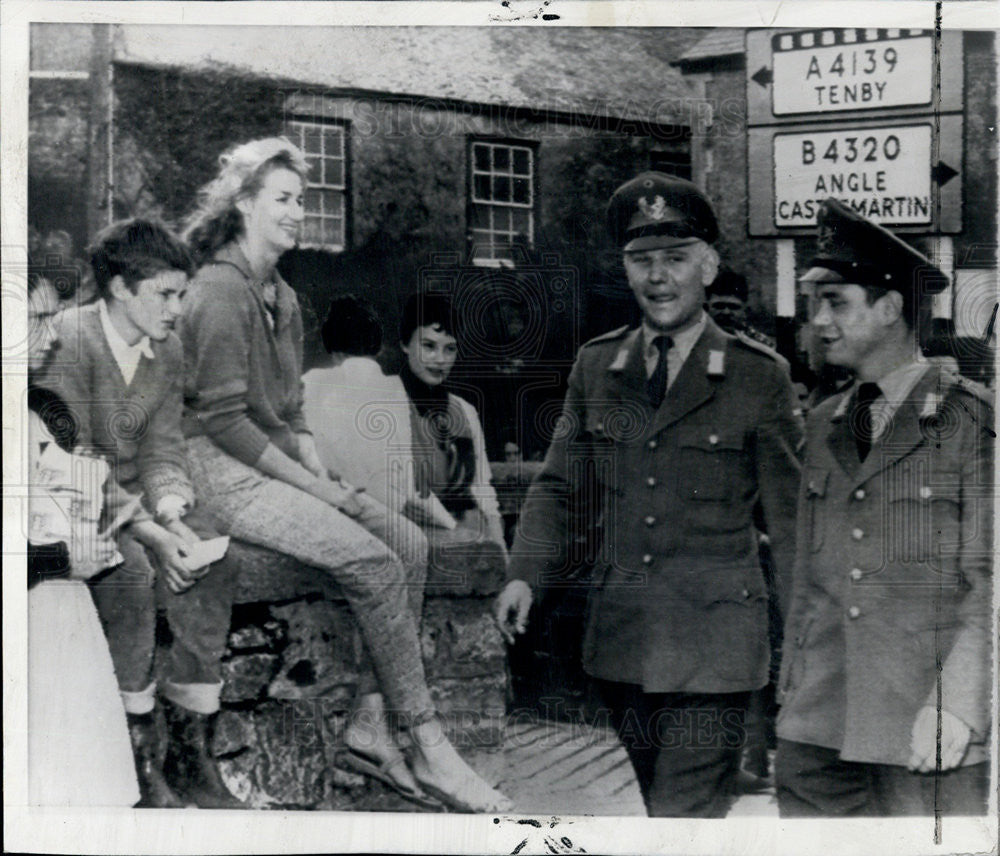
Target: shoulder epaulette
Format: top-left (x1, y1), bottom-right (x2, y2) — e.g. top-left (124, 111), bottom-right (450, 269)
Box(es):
top-left (582, 324), bottom-right (631, 349)
top-left (732, 331), bottom-right (789, 368)
top-left (943, 370), bottom-right (994, 409)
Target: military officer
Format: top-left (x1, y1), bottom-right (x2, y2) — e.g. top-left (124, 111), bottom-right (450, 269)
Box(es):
top-left (495, 172), bottom-right (804, 817)
top-left (775, 199), bottom-right (993, 816)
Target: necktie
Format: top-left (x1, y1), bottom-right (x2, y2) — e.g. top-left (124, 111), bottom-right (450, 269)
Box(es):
top-left (646, 335), bottom-right (673, 409)
top-left (851, 382), bottom-right (882, 462)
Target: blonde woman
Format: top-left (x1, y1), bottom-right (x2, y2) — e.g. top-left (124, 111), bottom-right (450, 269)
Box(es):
top-left (179, 138), bottom-right (510, 813)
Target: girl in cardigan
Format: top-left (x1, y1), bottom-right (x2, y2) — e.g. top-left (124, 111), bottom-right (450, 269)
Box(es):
top-left (398, 291), bottom-right (507, 552)
top-left (179, 138), bottom-right (510, 813)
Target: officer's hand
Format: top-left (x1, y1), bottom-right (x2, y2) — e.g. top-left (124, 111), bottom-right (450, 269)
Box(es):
top-left (908, 706), bottom-right (972, 772)
top-left (494, 580), bottom-right (532, 645)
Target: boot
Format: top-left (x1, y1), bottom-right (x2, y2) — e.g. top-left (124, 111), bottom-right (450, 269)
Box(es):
top-left (127, 710), bottom-right (184, 808)
top-left (162, 700), bottom-right (246, 809)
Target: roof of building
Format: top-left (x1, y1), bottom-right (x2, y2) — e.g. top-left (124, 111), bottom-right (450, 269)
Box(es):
top-left (674, 29), bottom-right (745, 65)
top-left (114, 25), bottom-right (703, 126)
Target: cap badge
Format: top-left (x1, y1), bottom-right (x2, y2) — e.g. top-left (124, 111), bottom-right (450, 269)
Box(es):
top-left (638, 195), bottom-right (668, 222)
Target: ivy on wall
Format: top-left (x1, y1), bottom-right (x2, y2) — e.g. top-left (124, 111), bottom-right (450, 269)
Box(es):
top-left (113, 64), bottom-right (286, 225)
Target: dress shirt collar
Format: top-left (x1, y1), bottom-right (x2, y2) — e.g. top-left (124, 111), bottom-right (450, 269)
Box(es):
top-left (642, 311), bottom-right (707, 375)
top-left (99, 299), bottom-right (154, 384)
top-left (869, 359), bottom-right (929, 409)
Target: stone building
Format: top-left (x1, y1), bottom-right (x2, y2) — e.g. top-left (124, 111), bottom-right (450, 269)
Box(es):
top-left (30, 23), bottom-right (712, 457)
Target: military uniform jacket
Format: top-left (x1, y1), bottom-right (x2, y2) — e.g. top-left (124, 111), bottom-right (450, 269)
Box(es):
top-left (777, 365), bottom-right (994, 767)
top-left (509, 317), bottom-right (803, 693)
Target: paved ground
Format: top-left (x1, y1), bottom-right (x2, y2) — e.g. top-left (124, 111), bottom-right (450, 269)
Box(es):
top-left (499, 719), bottom-right (778, 818)
top-left (347, 718), bottom-right (778, 817)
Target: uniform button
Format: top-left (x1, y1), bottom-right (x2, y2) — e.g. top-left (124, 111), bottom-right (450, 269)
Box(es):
top-left (848, 606), bottom-right (861, 619)
top-left (648, 439), bottom-right (658, 450)
top-left (741, 588), bottom-right (750, 599)
top-left (854, 489), bottom-right (866, 501)
top-left (850, 568), bottom-right (863, 581)
top-left (642, 554), bottom-right (653, 565)
top-left (708, 434), bottom-right (719, 445)
top-left (644, 515), bottom-right (656, 526)
top-left (919, 486), bottom-right (932, 499)
top-left (851, 528), bottom-right (864, 541)
top-left (646, 477), bottom-right (656, 487)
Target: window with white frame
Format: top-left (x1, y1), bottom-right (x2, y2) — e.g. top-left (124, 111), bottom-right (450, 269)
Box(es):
top-left (469, 140), bottom-right (535, 264)
top-left (286, 119), bottom-right (347, 251)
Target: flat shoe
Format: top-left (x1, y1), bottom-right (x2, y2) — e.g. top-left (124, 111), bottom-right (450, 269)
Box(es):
top-left (340, 746), bottom-right (442, 810)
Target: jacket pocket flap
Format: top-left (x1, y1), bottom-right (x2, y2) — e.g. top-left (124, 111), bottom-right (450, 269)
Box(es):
top-left (694, 568), bottom-right (767, 606)
top-left (677, 426), bottom-right (744, 452)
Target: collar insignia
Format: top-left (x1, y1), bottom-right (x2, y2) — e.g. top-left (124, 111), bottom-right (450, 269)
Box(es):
top-left (919, 391), bottom-right (943, 421)
top-left (707, 349), bottom-right (725, 377)
top-left (832, 391), bottom-right (851, 420)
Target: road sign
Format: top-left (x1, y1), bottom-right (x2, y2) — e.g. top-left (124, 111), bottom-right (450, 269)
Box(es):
top-left (746, 29), bottom-right (963, 125)
top-left (771, 30), bottom-right (934, 116)
top-left (748, 115), bottom-right (963, 236)
top-left (774, 125), bottom-right (932, 227)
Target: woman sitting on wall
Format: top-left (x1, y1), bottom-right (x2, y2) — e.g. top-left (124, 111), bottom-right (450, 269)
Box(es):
top-left (398, 291), bottom-right (507, 554)
top-left (26, 274), bottom-right (140, 807)
top-left (178, 137), bottom-right (510, 813)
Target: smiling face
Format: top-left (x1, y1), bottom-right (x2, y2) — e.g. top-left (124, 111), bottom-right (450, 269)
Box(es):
top-left (28, 280), bottom-right (61, 372)
top-left (237, 166), bottom-right (305, 254)
top-left (110, 269), bottom-right (189, 343)
top-left (623, 240), bottom-right (718, 335)
top-left (810, 282), bottom-right (898, 375)
top-left (402, 324), bottom-right (458, 386)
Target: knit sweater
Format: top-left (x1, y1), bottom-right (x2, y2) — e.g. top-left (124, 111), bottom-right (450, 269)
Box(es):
top-left (179, 243), bottom-right (309, 466)
top-left (36, 303), bottom-right (194, 519)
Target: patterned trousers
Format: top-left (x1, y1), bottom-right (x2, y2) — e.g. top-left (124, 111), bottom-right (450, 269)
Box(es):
top-left (185, 436), bottom-right (434, 718)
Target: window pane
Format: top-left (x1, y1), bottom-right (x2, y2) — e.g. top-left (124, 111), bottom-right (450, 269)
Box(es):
top-left (323, 157), bottom-right (344, 187)
top-left (320, 189), bottom-right (342, 216)
top-left (473, 144), bottom-right (490, 172)
top-left (495, 207), bottom-right (512, 232)
top-left (304, 188), bottom-right (322, 214)
top-left (307, 157), bottom-right (322, 186)
top-left (302, 216), bottom-right (325, 245)
top-left (512, 177), bottom-right (530, 205)
top-left (493, 147), bottom-right (510, 171)
top-left (474, 174), bottom-right (491, 201)
top-left (469, 204), bottom-right (489, 229)
top-left (323, 218), bottom-right (344, 247)
top-left (324, 130), bottom-right (343, 157)
top-left (511, 208), bottom-right (531, 235)
top-left (493, 175), bottom-right (511, 203)
top-left (513, 148), bottom-right (530, 175)
top-left (302, 126), bottom-right (323, 154)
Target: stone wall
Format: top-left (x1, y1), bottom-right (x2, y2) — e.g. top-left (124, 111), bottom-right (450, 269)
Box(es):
top-left (198, 527), bottom-right (509, 810)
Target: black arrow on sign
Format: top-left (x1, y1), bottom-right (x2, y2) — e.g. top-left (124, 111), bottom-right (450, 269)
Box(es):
top-left (751, 67), bottom-right (773, 88)
top-left (931, 161), bottom-right (959, 186)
